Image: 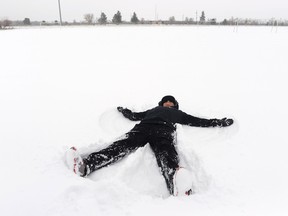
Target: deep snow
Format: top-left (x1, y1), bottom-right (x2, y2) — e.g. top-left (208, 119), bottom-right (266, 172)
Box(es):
top-left (1, 25), bottom-right (288, 216)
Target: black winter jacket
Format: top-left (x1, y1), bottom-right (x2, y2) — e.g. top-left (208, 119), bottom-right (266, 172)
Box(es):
top-left (120, 106), bottom-right (219, 130)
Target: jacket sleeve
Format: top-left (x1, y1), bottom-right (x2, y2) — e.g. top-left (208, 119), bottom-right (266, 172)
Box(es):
top-left (119, 108), bottom-right (147, 121)
top-left (181, 112), bottom-right (217, 127)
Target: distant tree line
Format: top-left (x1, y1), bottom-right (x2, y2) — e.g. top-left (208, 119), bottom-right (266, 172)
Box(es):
top-left (2, 11), bottom-right (288, 28)
top-left (81, 11), bottom-right (288, 26)
top-left (83, 11), bottom-right (138, 25)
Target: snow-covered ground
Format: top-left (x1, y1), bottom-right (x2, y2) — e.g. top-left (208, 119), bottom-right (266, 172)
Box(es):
top-left (1, 25), bottom-right (288, 216)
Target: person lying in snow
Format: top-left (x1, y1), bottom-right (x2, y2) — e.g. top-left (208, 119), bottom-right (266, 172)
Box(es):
top-left (67, 95), bottom-right (233, 196)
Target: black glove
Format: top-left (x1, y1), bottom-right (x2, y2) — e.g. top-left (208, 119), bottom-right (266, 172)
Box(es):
top-left (117, 106), bottom-right (132, 118)
top-left (211, 118), bottom-right (234, 127)
top-left (221, 118), bottom-right (234, 127)
top-left (117, 106), bottom-right (124, 113)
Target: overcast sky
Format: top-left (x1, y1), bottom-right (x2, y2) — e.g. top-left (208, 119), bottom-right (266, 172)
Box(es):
top-left (1, 0), bottom-right (288, 22)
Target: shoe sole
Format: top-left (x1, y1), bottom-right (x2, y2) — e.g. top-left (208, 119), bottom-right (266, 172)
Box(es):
top-left (66, 147), bottom-right (84, 176)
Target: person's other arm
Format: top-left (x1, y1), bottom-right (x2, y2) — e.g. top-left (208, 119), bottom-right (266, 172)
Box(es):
top-left (181, 112), bottom-right (233, 127)
top-left (117, 107), bottom-right (147, 121)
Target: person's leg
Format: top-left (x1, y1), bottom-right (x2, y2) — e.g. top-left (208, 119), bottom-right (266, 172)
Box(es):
top-left (149, 132), bottom-right (179, 195)
top-left (84, 128), bottom-right (148, 175)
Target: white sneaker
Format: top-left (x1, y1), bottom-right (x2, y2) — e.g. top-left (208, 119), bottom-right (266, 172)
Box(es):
top-left (173, 167), bottom-right (193, 196)
top-left (66, 147), bottom-right (87, 177)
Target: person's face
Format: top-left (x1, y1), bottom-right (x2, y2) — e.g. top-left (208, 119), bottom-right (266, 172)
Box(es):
top-left (163, 101), bottom-right (175, 108)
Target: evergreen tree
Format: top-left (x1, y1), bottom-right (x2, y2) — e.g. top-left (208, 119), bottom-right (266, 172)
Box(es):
top-left (131, 12), bottom-right (139, 24)
top-left (23, 18), bottom-right (31, 25)
top-left (98, 12), bottom-right (107, 24)
top-left (169, 16), bottom-right (176, 23)
top-left (222, 19), bottom-right (228, 25)
top-left (200, 11), bottom-right (206, 23)
top-left (112, 11), bottom-right (122, 24)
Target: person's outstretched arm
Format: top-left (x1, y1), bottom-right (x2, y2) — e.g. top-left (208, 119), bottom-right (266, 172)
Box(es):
top-left (181, 112), bottom-right (233, 127)
top-left (117, 107), bottom-right (147, 121)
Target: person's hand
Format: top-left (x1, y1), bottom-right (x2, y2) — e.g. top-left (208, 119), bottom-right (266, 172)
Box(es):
top-left (117, 107), bottom-right (132, 118)
top-left (211, 118), bottom-right (234, 127)
top-left (220, 118), bottom-right (233, 127)
top-left (117, 106), bottom-right (124, 113)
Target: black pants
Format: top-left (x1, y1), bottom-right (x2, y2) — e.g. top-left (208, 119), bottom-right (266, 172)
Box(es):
top-left (84, 123), bottom-right (179, 195)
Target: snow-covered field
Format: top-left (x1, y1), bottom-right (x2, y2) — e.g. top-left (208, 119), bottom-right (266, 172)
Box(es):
top-left (1, 25), bottom-right (288, 216)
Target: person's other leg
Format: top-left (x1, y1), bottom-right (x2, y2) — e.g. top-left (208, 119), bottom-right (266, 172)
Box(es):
top-left (149, 133), bottom-right (179, 195)
top-left (84, 128), bottom-right (148, 175)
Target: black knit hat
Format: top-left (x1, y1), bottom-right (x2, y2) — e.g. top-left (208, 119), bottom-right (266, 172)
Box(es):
top-left (158, 95), bottom-right (179, 109)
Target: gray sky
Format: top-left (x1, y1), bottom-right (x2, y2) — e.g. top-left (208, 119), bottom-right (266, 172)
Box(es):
top-left (1, 0), bottom-right (288, 22)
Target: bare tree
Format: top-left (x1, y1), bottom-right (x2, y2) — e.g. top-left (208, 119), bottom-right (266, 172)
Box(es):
top-left (84, 14), bottom-right (94, 24)
top-left (1, 19), bottom-right (12, 29)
